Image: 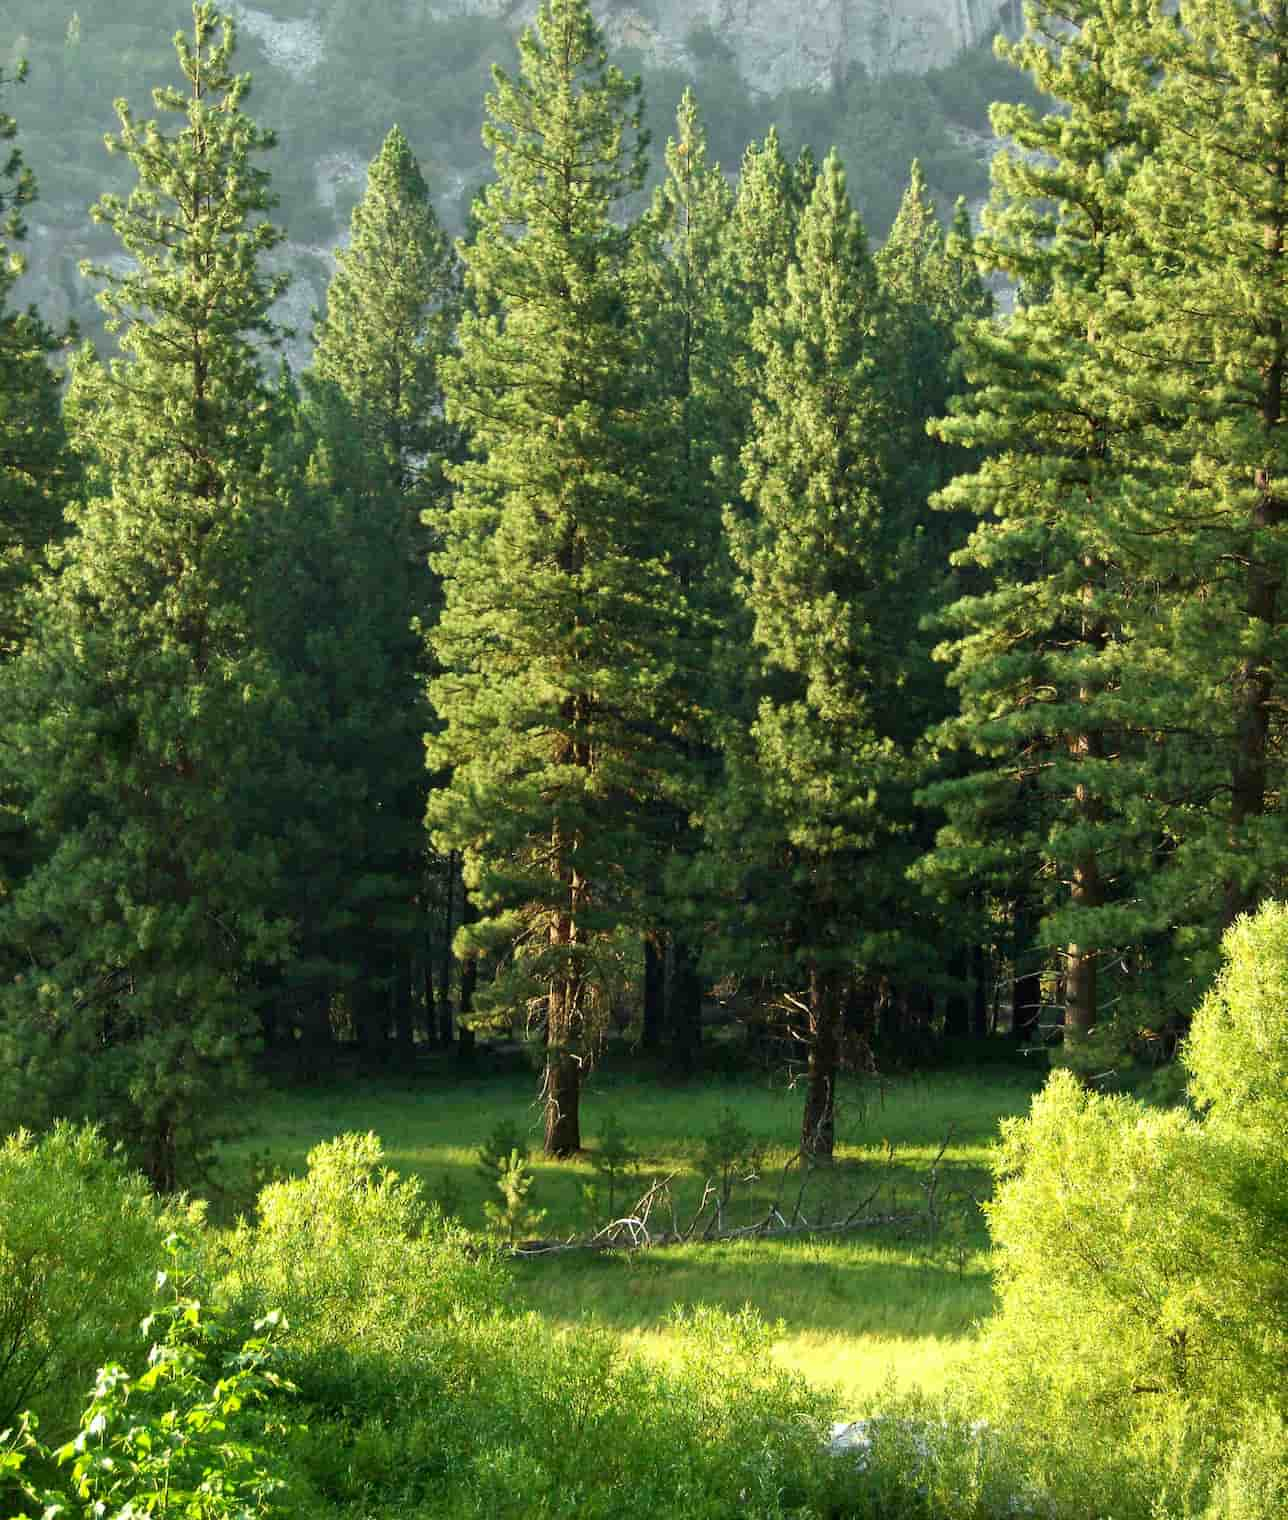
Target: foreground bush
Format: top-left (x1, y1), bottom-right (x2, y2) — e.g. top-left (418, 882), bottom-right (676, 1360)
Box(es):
top-left (0, 1122), bottom-right (183, 1438)
top-left (932, 902), bottom-right (1288, 1520)
top-left (218, 1133), bottom-right (838, 1519)
top-left (3, 1237), bottom-right (293, 1520)
top-left (220, 1131), bottom-right (507, 1404)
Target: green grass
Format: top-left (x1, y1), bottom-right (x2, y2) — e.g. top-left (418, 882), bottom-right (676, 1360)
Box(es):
top-left (215, 1059), bottom-right (1043, 1412)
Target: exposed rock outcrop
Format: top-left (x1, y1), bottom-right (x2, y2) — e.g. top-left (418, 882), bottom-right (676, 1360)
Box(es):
top-left (425, 0), bottom-right (1017, 94)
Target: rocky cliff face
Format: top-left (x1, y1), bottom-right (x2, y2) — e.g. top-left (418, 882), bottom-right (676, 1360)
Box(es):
top-left (13, 0), bottom-right (1020, 363)
top-left (428, 0), bottom-right (1017, 95)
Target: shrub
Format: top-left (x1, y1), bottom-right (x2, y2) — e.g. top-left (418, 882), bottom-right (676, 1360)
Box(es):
top-left (1200, 1406), bottom-right (1288, 1520)
top-left (955, 902), bottom-right (1288, 1518)
top-left (0, 1122), bottom-right (182, 1438)
top-left (1185, 899), bottom-right (1288, 1144)
top-left (221, 1135), bottom-right (837, 1519)
top-left (222, 1132), bottom-right (507, 1406)
top-left (3, 1237), bottom-right (293, 1520)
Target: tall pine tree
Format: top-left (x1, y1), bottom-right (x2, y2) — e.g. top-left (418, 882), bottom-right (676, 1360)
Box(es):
top-left (1101, 0), bottom-right (1288, 945)
top-left (0, 4), bottom-right (288, 1188)
top-left (0, 61), bottom-right (77, 991)
top-left (261, 126), bottom-right (463, 1063)
top-left (921, 0), bottom-right (1161, 1050)
top-left (634, 90), bottom-right (737, 1066)
top-left (715, 152), bottom-right (911, 1156)
top-left (429, 0), bottom-right (680, 1154)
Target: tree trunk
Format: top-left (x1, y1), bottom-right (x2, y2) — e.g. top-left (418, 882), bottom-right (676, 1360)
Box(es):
top-left (1221, 183), bottom-right (1287, 927)
top-left (543, 857), bottom-right (585, 1156)
top-left (801, 964), bottom-right (841, 1159)
top-left (669, 933), bottom-right (702, 1072)
top-left (437, 850), bottom-right (457, 1042)
top-left (422, 954), bottom-right (438, 1046)
top-left (642, 932), bottom-right (665, 1049)
top-left (351, 971), bottom-right (387, 1058)
top-left (1012, 890), bottom-right (1044, 1042)
top-left (1066, 567), bottom-right (1107, 1044)
top-left (943, 947), bottom-right (971, 1039)
top-left (971, 942), bottom-right (990, 1039)
top-left (392, 951), bottom-right (415, 1053)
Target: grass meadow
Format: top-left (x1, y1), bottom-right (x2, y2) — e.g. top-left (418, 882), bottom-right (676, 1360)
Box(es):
top-left (216, 1055), bottom-right (1045, 1412)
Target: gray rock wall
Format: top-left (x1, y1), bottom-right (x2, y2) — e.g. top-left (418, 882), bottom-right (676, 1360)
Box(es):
top-left (426, 0), bottom-right (1015, 93)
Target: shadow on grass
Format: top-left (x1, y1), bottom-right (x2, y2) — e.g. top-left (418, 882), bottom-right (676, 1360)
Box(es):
top-left (510, 1234), bottom-right (994, 1343)
top-left (210, 1065), bottom-right (1040, 1235)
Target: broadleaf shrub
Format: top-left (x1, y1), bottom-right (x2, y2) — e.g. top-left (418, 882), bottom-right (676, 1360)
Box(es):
top-left (951, 901), bottom-right (1288, 1519)
top-left (0, 1122), bottom-right (184, 1437)
top-left (2, 1236), bottom-right (294, 1520)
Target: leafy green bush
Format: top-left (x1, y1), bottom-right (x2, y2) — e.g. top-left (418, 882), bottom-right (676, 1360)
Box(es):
top-left (949, 902), bottom-right (1288, 1518)
top-left (220, 1134), bottom-right (837, 1519)
top-left (1200, 1406), bottom-right (1288, 1520)
top-left (1185, 899), bottom-right (1288, 1144)
top-left (3, 1237), bottom-right (293, 1520)
top-left (222, 1132), bottom-right (507, 1406)
top-left (0, 1122), bottom-right (183, 1439)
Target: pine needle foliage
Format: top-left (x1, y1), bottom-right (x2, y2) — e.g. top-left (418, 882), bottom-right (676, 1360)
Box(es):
top-left (0, 4), bottom-right (289, 1191)
top-left (715, 153), bottom-right (912, 1156)
top-left (429, 0), bottom-right (681, 1155)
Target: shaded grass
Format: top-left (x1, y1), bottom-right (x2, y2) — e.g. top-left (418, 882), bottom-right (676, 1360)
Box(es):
top-left (216, 1060), bottom-right (1041, 1410)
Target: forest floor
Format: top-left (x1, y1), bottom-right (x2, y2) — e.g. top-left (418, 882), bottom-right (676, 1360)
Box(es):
top-left (216, 1054), bottom-right (1046, 1410)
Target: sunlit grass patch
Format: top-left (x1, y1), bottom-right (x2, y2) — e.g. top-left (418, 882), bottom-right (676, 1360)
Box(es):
top-left (216, 1059), bottom-right (1038, 1410)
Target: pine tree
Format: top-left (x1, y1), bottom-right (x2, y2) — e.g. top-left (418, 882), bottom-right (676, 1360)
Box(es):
top-left (874, 165), bottom-right (995, 1050)
top-left (265, 126), bottom-right (463, 1062)
top-left (719, 126), bottom-right (806, 457)
top-left (429, 0), bottom-right (677, 1154)
top-left (716, 152), bottom-right (910, 1156)
top-left (1099, 0), bottom-right (1288, 943)
top-left (921, 0), bottom-right (1162, 1049)
top-left (0, 63), bottom-right (76, 990)
top-left (633, 90), bottom-right (737, 1066)
top-left (0, 4), bottom-right (288, 1189)
top-left (310, 124), bottom-right (460, 518)
top-left (0, 61), bottom-right (71, 661)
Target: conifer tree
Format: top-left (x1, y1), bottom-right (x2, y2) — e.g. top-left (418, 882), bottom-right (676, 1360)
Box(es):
top-left (716, 152), bottom-right (910, 1156)
top-left (719, 127), bottom-right (806, 458)
top-left (634, 90), bottom-right (737, 1065)
top-left (921, 0), bottom-right (1161, 1047)
top-left (875, 166), bottom-right (994, 1043)
top-left (0, 65), bottom-right (76, 989)
top-left (429, 0), bottom-right (677, 1154)
top-left (0, 5), bottom-right (288, 1188)
top-left (310, 124), bottom-right (460, 517)
top-left (272, 127), bottom-right (463, 1060)
top-left (1100, 0), bottom-right (1288, 941)
top-left (0, 62), bottom-right (71, 661)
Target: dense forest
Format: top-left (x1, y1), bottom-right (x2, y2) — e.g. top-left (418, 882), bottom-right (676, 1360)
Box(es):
top-left (0, 0), bottom-right (1287, 1175)
top-left (0, 2), bottom-right (1286, 1519)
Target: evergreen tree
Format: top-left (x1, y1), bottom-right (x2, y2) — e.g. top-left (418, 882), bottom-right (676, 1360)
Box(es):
top-left (310, 123), bottom-right (460, 519)
top-left (719, 126), bottom-right (807, 460)
top-left (635, 90), bottom-right (738, 1066)
top-left (429, 0), bottom-right (677, 1154)
top-left (0, 58), bottom-right (71, 661)
top-left (0, 62), bottom-right (76, 988)
top-left (874, 164), bottom-right (993, 1049)
top-left (715, 152), bottom-right (910, 1156)
top-left (921, 0), bottom-right (1162, 1049)
top-left (1100, 0), bottom-right (1288, 943)
top-left (0, 4), bottom-right (288, 1188)
top-left (263, 126), bottom-right (463, 1063)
